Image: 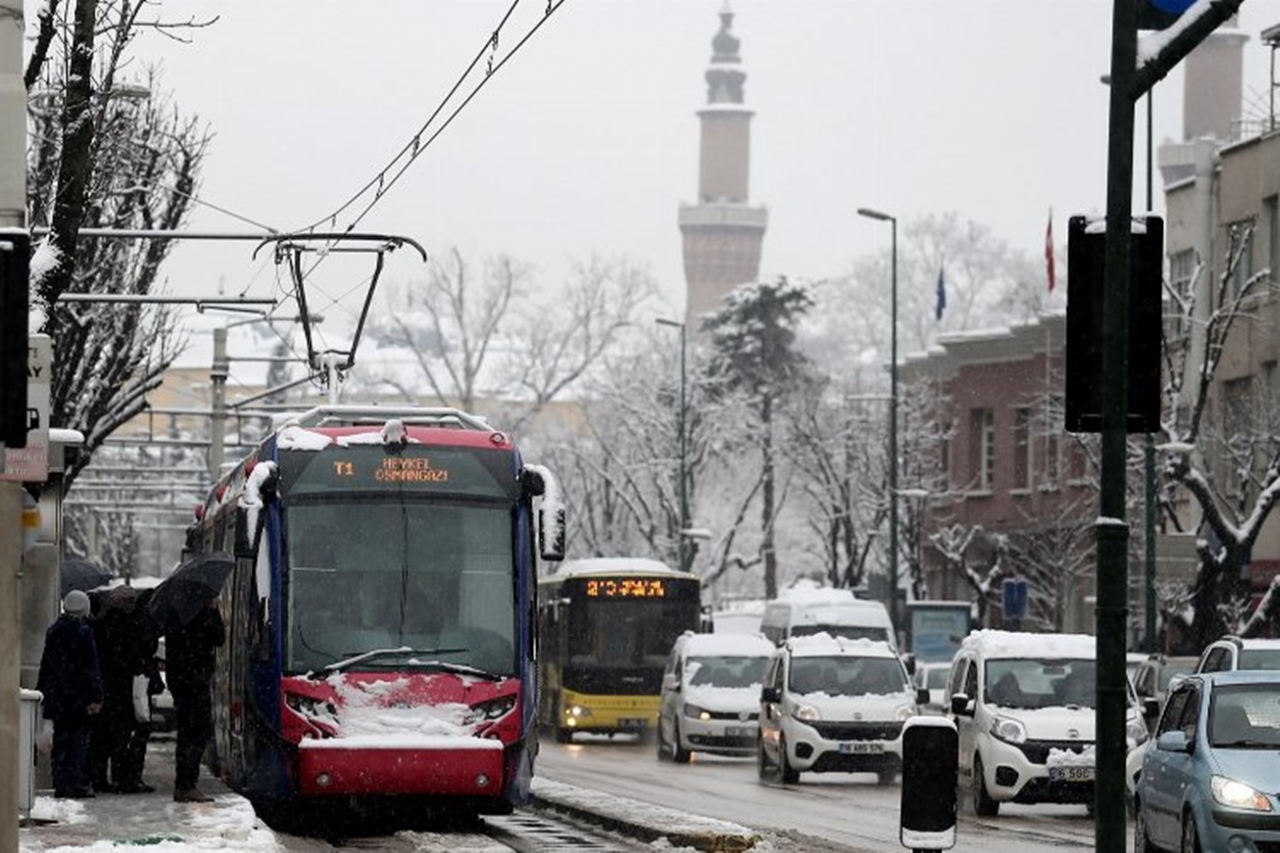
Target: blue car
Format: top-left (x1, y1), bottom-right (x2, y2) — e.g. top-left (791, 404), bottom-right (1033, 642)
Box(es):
top-left (1135, 671), bottom-right (1280, 852)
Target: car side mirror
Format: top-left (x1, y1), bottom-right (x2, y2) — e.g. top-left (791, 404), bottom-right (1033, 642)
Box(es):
top-left (950, 693), bottom-right (974, 717)
top-left (1156, 730), bottom-right (1193, 754)
top-left (901, 653), bottom-right (917, 676)
top-left (761, 686), bottom-right (781, 704)
top-left (917, 688), bottom-right (931, 706)
top-left (1143, 697), bottom-right (1160, 719)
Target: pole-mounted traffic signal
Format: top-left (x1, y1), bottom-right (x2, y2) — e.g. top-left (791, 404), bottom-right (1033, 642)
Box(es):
top-left (1065, 215), bottom-right (1164, 434)
top-left (0, 230), bottom-right (29, 448)
top-left (1136, 0), bottom-right (1197, 30)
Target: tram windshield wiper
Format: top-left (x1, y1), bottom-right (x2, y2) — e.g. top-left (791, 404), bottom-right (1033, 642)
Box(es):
top-left (324, 646), bottom-right (503, 679)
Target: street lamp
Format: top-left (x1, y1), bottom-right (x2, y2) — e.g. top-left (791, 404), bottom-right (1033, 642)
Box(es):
top-left (656, 318), bottom-right (688, 571)
top-left (857, 207), bottom-right (899, 632)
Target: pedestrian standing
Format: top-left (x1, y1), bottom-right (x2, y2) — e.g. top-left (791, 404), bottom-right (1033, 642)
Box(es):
top-left (36, 589), bottom-right (104, 799)
top-left (91, 586), bottom-right (160, 793)
top-left (166, 598), bottom-right (225, 803)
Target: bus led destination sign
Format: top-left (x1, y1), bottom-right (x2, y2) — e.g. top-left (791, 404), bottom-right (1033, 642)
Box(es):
top-left (585, 578), bottom-right (667, 598)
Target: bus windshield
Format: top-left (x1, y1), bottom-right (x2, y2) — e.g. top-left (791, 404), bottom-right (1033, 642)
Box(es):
top-left (568, 597), bottom-right (697, 669)
top-left (285, 499), bottom-right (515, 677)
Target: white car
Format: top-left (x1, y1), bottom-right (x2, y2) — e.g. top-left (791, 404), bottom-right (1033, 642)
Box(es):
top-left (757, 633), bottom-right (924, 784)
top-left (656, 631), bottom-right (775, 762)
top-left (948, 630), bottom-right (1148, 816)
top-left (913, 661), bottom-right (952, 715)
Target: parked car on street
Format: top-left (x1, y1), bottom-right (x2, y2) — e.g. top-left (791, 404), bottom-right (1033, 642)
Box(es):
top-left (1134, 671), bottom-right (1280, 851)
top-left (656, 631), bottom-right (775, 762)
top-left (1132, 654), bottom-right (1198, 731)
top-left (913, 661), bottom-right (952, 715)
top-left (947, 630), bottom-right (1149, 816)
top-left (1194, 635), bottom-right (1280, 674)
top-left (757, 633), bottom-right (924, 785)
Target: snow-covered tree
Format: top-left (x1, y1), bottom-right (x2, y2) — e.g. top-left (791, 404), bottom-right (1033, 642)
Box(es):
top-left (1156, 222), bottom-right (1280, 648)
top-left (25, 0), bottom-right (211, 488)
top-left (929, 523), bottom-right (1008, 627)
top-left (701, 276), bottom-right (815, 599)
top-left (359, 248), bottom-right (658, 432)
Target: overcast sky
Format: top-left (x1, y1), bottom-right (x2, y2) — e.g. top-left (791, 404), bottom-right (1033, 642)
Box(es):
top-left (26, 0), bottom-right (1280, 362)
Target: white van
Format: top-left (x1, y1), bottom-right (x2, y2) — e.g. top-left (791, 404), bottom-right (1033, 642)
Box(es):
top-left (759, 588), bottom-right (896, 650)
top-left (947, 630), bottom-right (1149, 816)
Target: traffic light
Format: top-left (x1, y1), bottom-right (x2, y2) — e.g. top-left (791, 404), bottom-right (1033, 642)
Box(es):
top-left (1136, 0), bottom-right (1196, 30)
top-left (0, 230), bottom-right (29, 448)
top-left (1065, 215), bottom-right (1163, 434)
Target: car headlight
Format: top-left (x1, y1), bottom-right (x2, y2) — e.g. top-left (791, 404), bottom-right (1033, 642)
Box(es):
top-left (895, 704), bottom-right (916, 722)
top-left (1211, 775), bottom-right (1273, 812)
top-left (793, 703), bottom-right (821, 723)
top-left (989, 715), bottom-right (1027, 744)
top-left (683, 703), bottom-right (711, 721)
top-left (1126, 716), bottom-right (1149, 747)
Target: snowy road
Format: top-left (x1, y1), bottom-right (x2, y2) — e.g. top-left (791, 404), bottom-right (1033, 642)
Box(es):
top-left (535, 735), bottom-right (1123, 852)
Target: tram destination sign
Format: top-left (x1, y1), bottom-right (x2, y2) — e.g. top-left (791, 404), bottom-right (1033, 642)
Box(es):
top-left (280, 443), bottom-right (519, 499)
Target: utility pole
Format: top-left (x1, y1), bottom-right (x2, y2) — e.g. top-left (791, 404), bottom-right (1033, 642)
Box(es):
top-left (1, 2), bottom-right (26, 847)
top-left (210, 327), bottom-right (228, 479)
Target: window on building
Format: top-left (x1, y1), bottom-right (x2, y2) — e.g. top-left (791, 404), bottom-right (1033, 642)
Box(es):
top-left (1168, 249), bottom-right (1196, 335)
top-left (969, 408), bottom-right (995, 491)
top-left (1223, 376), bottom-right (1254, 442)
top-left (1013, 408), bottom-right (1031, 490)
top-left (1228, 221), bottom-right (1255, 298)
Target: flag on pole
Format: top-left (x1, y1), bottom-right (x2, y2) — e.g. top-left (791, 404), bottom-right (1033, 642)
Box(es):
top-left (935, 264), bottom-right (946, 321)
top-left (1045, 208), bottom-right (1056, 293)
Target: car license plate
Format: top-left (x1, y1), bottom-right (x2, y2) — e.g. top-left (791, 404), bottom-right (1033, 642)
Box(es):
top-left (838, 741), bottom-right (884, 754)
top-left (725, 726), bottom-right (751, 737)
top-left (618, 718), bottom-right (647, 730)
top-left (1049, 765), bottom-right (1095, 782)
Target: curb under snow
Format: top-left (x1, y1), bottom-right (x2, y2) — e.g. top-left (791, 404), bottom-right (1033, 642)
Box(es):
top-left (531, 777), bottom-right (761, 851)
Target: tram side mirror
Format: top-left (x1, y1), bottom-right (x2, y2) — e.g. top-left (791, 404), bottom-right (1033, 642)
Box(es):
top-left (900, 718), bottom-right (958, 851)
top-left (522, 465), bottom-right (565, 561)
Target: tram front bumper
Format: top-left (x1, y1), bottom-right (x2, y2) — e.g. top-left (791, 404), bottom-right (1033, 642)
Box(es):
top-left (297, 739), bottom-right (507, 796)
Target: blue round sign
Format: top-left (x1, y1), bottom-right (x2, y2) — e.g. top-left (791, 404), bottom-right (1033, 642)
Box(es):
top-left (1150, 0), bottom-right (1195, 11)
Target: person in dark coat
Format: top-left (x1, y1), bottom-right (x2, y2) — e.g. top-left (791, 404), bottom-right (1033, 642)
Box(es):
top-left (90, 586), bottom-right (160, 793)
top-left (36, 590), bottom-right (104, 798)
top-left (166, 598), bottom-right (225, 803)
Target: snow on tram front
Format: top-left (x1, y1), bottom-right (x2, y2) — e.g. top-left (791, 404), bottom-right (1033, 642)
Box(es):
top-left (184, 406), bottom-right (564, 814)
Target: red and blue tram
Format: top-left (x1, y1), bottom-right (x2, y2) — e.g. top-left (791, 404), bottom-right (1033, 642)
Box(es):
top-left (184, 406), bottom-right (564, 814)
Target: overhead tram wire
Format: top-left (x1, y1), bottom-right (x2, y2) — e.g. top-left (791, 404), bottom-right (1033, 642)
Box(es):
top-left (267, 0), bottom-right (571, 383)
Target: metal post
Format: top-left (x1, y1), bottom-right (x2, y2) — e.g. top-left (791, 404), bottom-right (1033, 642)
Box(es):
top-left (1097, 0), bottom-right (1137, 847)
top-left (210, 326), bottom-right (228, 479)
top-left (1, 3), bottom-right (27, 846)
top-left (857, 207), bottom-right (899, 632)
top-left (1144, 89), bottom-right (1158, 653)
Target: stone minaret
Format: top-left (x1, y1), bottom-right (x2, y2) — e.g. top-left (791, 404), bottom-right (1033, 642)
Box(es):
top-left (678, 2), bottom-right (768, 325)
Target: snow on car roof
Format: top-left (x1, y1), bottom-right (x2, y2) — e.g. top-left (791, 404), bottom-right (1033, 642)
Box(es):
top-left (786, 632), bottom-right (897, 658)
top-left (681, 632), bottom-right (775, 657)
top-left (960, 629), bottom-right (1097, 660)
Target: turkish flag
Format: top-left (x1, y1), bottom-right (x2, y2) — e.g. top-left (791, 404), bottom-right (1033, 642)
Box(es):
top-left (1045, 208), bottom-right (1056, 293)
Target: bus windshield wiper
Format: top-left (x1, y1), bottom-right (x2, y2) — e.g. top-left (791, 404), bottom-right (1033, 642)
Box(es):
top-left (325, 646), bottom-right (467, 674)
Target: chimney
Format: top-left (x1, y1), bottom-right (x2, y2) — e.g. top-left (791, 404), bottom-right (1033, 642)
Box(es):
top-left (1182, 20), bottom-right (1249, 141)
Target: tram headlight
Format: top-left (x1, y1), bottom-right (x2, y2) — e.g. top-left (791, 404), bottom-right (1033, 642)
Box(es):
top-left (465, 694), bottom-right (518, 724)
top-left (284, 693), bottom-right (339, 737)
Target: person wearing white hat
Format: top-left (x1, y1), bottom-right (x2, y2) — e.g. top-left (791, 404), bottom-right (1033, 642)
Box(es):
top-left (36, 590), bottom-right (105, 798)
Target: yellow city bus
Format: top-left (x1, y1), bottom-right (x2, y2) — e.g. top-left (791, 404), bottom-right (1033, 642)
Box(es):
top-left (537, 557), bottom-right (702, 743)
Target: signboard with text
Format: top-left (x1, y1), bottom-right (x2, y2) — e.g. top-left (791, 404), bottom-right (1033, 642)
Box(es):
top-left (0, 335), bottom-right (51, 482)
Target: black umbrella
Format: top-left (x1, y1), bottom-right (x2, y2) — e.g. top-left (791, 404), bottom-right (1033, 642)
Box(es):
top-left (60, 556), bottom-right (114, 597)
top-left (147, 552), bottom-right (235, 634)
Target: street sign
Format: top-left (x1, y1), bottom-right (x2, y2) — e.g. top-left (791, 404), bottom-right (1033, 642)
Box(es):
top-left (0, 335), bottom-right (51, 482)
top-left (1138, 0), bottom-right (1197, 30)
top-left (1002, 577), bottom-right (1029, 623)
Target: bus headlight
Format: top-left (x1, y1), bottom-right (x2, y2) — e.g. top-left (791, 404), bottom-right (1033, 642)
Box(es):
top-left (565, 705), bottom-right (592, 719)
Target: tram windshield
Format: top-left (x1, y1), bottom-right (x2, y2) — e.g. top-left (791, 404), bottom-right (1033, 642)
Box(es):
top-left (285, 500), bottom-right (515, 677)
